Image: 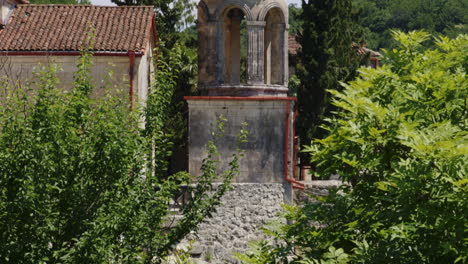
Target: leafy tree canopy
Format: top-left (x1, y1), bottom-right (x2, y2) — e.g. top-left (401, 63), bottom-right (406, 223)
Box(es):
top-left (238, 31), bottom-right (468, 263)
top-left (110, 0), bottom-right (195, 46)
top-left (296, 0), bottom-right (366, 159)
top-left (288, 3), bottom-right (303, 36)
top-left (0, 42), bottom-right (243, 263)
top-left (353, 0), bottom-right (468, 49)
top-left (109, 0), bottom-right (198, 174)
top-left (288, 0), bottom-right (468, 50)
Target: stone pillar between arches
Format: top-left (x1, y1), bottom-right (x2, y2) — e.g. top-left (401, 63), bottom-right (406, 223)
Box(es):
top-left (246, 21), bottom-right (266, 85)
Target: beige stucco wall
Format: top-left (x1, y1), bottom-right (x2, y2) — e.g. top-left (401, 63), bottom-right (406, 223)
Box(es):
top-left (136, 41), bottom-right (154, 109)
top-left (0, 52), bottom-right (152, 106)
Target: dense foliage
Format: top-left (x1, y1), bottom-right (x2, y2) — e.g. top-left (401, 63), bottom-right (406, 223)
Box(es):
top-left (0, 44), bottom-right (243, 263)
top-left (296, 0), bottom-right (366, 162)
top-left (238, 31), bottom-right (467, 263)
top-left (149, 40), bottom-right (196, 175)
top-left (288, 4), bottom-right (303, 36)
top-left (288, 1), bottom-right (467, 50)
top-left (353, 0), bottom-right (468, 49)
top-left (110, 0), bottom-right (198, 174)
top-left (110, 0), bottom-right (195, 47)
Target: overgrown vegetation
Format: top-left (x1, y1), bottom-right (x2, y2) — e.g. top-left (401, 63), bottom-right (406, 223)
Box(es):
top-left (289, 0), bottom-right (467, 51)
top-left (0, 43), bottom-right (244, 263)
top-left (238, 31), bottom-right (467, 263)
top-left (353, 0), bottom-right (468, 49)
top-left (110, 0), bottom-right (195, 46)
top-left (111, 0), bottom-right (198, 174)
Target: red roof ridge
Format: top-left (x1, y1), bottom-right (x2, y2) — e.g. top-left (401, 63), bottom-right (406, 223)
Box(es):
top-left (18, 4), bottom-right (153, 7)
top-left (0, 5), bottom-right (156, 53)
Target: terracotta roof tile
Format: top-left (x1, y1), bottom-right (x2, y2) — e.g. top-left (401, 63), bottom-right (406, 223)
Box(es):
top-left (288, 35), bottom-right (300, 55)
top-left (288, 35), bottom-right (382, 58)
top-left (0, 5), bottom-right (155, 53)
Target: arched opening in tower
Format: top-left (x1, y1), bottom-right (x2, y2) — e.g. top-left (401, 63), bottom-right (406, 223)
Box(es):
top-left (224, 8), bottom-right (247, 84)
top-left (264, 7), bottom-right (285, 85)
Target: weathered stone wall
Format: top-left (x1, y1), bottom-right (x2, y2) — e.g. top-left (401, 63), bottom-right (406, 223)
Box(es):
top-left (181, 183), bottom-right (290, 263)
top-left (187, 99), bottom-right (294, 183)
top-left (175, 181), bottom-right (345, 263)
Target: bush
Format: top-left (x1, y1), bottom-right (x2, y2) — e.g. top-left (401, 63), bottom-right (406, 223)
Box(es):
top-left (238, 31), bottom-right (467, 263)
top-left (0, 46), bottom-right (245, 263)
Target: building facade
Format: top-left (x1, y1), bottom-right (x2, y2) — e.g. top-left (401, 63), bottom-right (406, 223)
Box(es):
top-left (0, 2), bottom-right (156, 108)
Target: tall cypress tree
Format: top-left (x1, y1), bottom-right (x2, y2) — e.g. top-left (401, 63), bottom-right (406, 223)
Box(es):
top-left (297, 0), bottom-right (366, 166)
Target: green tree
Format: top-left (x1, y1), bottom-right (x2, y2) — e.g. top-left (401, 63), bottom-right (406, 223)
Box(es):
top-left (237, 31), bottom-right (468, 263)
top-left (0, 44), bottom-right (244, 263)
top-left (297, 0), bottom-right (366, 166)
top-left (288, 3), bottom-right (303, 36)
top-left (110, 0), bottom-right (198, 175)
top-left (110, 0), bottom-right (195, 47)
top-left (353, 0), bottom-right (468, 49)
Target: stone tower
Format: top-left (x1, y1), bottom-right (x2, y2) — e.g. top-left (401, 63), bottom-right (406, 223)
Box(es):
top-left (184, 0), bottom-right (303, 262)
top-left (196, 0), bottom-right (289, 95)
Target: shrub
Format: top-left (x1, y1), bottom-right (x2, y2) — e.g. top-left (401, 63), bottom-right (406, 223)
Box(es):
top-left (0, 45), bottom-right (245, 263)
top-left (238, 31), bottom-right (467, 263)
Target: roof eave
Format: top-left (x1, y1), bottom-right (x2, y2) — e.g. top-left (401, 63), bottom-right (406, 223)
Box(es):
top-left (139, 12), bottom-right (157, 56)
top-left (0, 50), bottom-right (144, 57)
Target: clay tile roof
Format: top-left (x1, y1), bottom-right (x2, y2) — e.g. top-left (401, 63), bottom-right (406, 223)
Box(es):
top-left (288, 35), bottom-right (300, 55)
top-left (0, 5), bottom-right (155, 53)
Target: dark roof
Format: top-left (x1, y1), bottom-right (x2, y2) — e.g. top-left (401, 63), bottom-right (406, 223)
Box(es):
top-left (0, 5), bottom-right (155, 53)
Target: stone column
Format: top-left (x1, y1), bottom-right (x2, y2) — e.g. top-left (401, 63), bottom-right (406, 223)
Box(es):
top-left (283, 24), bottom-right (289, 87)
top-left (198, 20), bottom-right (218, 87)
top-left (246, 21), bottom-right (266, 85)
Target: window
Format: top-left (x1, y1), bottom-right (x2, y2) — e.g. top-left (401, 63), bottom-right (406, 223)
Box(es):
top-left (223, 8), bottom-right (247, 84)
top-left (264, 8), bottom-right (285, 85)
